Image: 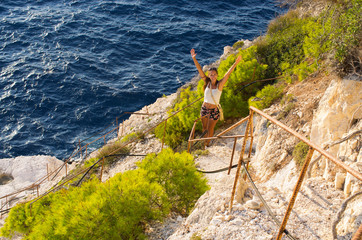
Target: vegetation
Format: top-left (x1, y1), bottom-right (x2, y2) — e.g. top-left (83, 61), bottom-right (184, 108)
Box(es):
top-left (137, 148), bottom-right (209, 215)
top-left (248, 84), bottom-right (284, 110)
top-left (0, 172), bottom-right (13, 185)
top-left (2, 1), bottom-right (361, 238)
top-left (0, 149), bottom-right (208, 239)
top-left (95, 140), bottom-right (130, 166)
top-left (256, 0), bottom-right (361, 80)
top-left (293, 141), bottom-right (310, 167)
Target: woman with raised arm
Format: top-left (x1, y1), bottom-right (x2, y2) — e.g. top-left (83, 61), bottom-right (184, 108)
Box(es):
top-left (190, 48), bottom-right (242, 146)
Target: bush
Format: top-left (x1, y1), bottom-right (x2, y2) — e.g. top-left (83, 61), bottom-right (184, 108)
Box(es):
top-left (248, 84), bottom-right (284, 110)
top-left (1, 149), bottom-right (207, 239)
top-left (1, 172), bottom-right (169, 240)
top-left (219, 47), bottom-right (268, 118)
top-left (120, 131), bottom-right (145, 143)
top-left (256, 10), bottom-right (310, 80)
top-left (137, 148), bottom-right (209, 215)
top-left (96, 140), bottom-right (130, 166)
top-left (232, 40), bottom-right (244, 49)
top-left (256, 0), bottom-right (361, 80)
top-left (293, 141), bottom-right (310, 167)
top-left (154, 86), bottom-right (203, 149)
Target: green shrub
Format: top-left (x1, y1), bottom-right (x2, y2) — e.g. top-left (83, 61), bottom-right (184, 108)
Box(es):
top-left (1, 149), bottom-right (208, 239)
top-left (137, 148), bottom-right (209, 215)
top-left (96, 140), bottom-right (130, 166)
top-left (120, 131), bottom-right (145, 143)
top-left (154, 86), bottom-right (203, 149)
top-left (328, 0), bottom-right (361, 70)
top-left (277, 102), bottom-right (296, 120)
top-left (191, 232), bottom-right (202, 240)
top-left (293, 141), bottom-right (310, 167)
top-left (257, 0), bottom-right (361, 80)
top-left (1, 172), bottom-right (169, 240)
top-left (220, 46), bottom-right (268, 118)
top-left (248, 84), bottom-right (284, 110)
top-left (256, 10), bottom-right (310, 80)
top-left (232, 40), bottom-right (244, 49)
top-left (192, 149), bottom-right (209, 157)
top-left (280, 94), bottom-right (294, 106)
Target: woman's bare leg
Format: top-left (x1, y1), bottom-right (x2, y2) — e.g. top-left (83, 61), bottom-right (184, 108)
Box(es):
top-left (206, 119), bottom-right (218, 146)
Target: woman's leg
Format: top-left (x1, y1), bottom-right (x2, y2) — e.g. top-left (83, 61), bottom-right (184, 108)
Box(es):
top-left (206, 119), bottom-right (218, 146)
top-left (201, 116), bottom-right (209, 134)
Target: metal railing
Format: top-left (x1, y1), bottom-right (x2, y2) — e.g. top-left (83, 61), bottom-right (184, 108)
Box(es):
top-left (0, 95), bottom-right (204, 217)
top-left (187, 106), bottom-right (362, 240)
top-left (247, 106), bottom-right (361, 239)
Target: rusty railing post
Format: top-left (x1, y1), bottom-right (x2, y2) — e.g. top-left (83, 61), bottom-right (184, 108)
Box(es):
top-left (244, 111), bottom-right (254, 180)
top-left (247, 111), bottom-right (254, 158)
top-left (276, 147), bottom-right (315, 240)
top-left (352, 223), bottom-right (362, 240)
top-left (230, 111), bottom-right (252, 211)
top-left (228, 137), bottom-right (238, 175)
top-left (188, 120), bottom-right (198, 153)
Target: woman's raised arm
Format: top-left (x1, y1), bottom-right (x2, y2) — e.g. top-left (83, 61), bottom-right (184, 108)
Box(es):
top-left (218, 55), bottom-right (242, 90)
top-left (190, 49), bottom-right (207, 81)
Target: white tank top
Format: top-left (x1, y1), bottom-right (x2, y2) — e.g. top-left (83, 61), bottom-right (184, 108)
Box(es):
top-left (204, 83), bottom-right (222, 105)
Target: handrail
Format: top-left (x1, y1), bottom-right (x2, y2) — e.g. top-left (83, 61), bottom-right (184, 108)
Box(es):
top-left (242, 107), bottom-right (362, 239)
top-left (0, 94), bottom-right (203, 213)
top-left (187, 106), bottom-right (362, 239)
top-left (26, 96), bottom-right (204, 206)
top-left (250, 106), bottom-right (362, 181)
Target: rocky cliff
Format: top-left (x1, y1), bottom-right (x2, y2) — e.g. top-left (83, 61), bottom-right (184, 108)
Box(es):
top-left (166, 74), bottom-right (361, 240)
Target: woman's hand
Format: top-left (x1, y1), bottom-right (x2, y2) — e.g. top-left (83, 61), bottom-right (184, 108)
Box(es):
top-left (190, 48), bottom-right (197, 58)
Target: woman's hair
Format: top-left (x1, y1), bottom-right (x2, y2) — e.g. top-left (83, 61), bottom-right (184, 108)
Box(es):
top-left (203, 68), bottom-right (218, 91)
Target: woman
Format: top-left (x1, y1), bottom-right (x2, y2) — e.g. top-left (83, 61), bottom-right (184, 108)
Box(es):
top-left (190, 48), bottom-right (242, 146)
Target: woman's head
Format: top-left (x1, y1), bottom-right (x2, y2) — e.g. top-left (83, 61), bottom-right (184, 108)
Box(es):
top-left (207, 67), bottom-right (218, 85)
top-left (203, 67), bottom-right (218, 91)
top-left (208, 68), bottom-right (218, 82)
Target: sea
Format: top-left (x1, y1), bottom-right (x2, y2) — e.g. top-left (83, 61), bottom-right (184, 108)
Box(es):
top-left (0, 0), bottom-right (286, 160)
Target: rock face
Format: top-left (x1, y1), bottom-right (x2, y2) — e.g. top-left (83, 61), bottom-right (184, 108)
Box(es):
top-left (117, 92), bottom-right (177, 139)
top-left (310, 77), bottom-right (361, 151)
top-left (310, 77), bottom-right (361, 179)
top-left (0, 155), bottom-right (65, 200)
top-left (168, 75), bottom-right (361, 240)
top-left (309, 76), bottom-right (362, 236)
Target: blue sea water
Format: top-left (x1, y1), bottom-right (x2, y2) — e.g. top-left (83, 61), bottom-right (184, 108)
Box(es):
top-left (0, 0), bottom-right (286, 160)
